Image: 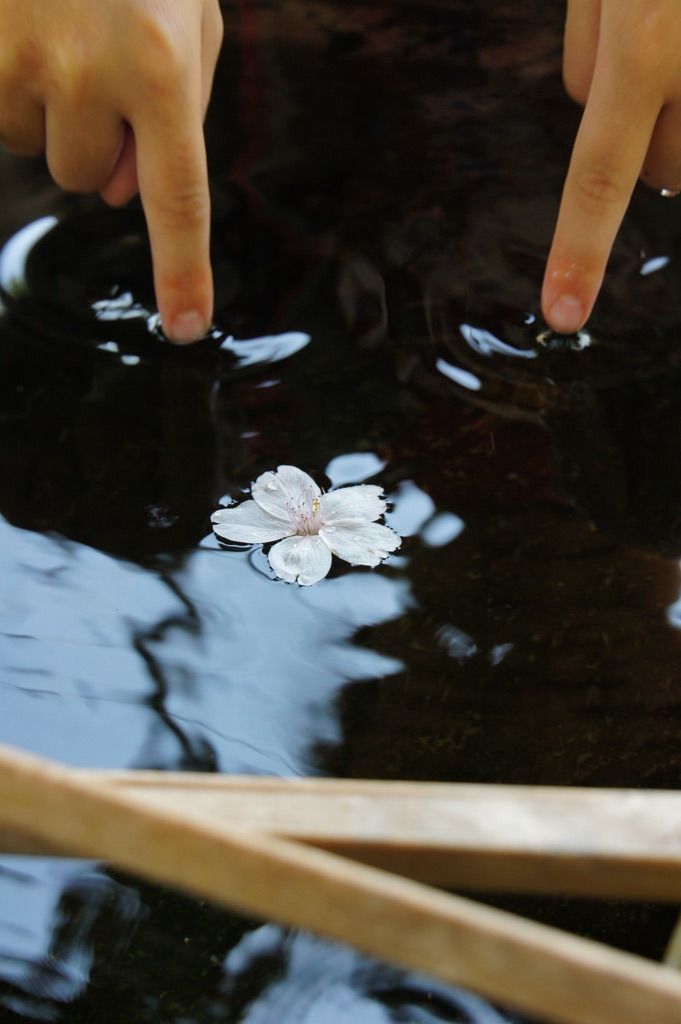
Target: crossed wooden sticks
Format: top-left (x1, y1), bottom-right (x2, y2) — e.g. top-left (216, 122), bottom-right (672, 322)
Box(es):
top-left (2, 742), bottom-right (681, 1024)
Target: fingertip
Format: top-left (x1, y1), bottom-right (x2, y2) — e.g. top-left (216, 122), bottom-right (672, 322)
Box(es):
top-left (150, 225), bottom-right (214, 344)
top-left (541, 256), bottom-right (598, 335)
top-left (542, 52), bottom-right (656, 338)
top-left (164, 308), bottom-right (212, 344)
top-left (542, 292), bottom-right (587, 335)
top-left (131, 76), bottom-right (214, 343)
top-left (158, 270), bottom-right (214, 343)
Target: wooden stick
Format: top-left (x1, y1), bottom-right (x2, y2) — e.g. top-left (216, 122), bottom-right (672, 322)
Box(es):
top-left (4, 770), bottom-right (681, 901)
top-left (664, 913), bottom-right (681, 969)
top-left (1, 745), bottom-right (681, 1024)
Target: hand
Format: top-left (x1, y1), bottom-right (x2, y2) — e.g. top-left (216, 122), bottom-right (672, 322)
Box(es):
top-left (542, 0), bottom-right (681, 334)
top-left (0, 0), bottom-right (223, 342)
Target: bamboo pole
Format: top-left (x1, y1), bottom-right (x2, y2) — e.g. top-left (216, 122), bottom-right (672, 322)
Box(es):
top-left (1, 744), bottom-right (681, 1024)
top-left (4, 771), bottom-right (681, 900)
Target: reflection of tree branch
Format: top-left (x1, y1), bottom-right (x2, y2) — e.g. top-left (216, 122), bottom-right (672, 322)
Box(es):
top-left (133, 591), bottom-right (219, 772)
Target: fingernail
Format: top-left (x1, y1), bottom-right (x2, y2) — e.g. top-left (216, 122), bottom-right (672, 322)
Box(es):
top-left (167, 310), bottom-right (208, 344)
top-left (547, 294), bottom-right (585, 335)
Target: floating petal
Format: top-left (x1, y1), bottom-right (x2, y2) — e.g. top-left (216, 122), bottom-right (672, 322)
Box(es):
top-left (211, 500), bottom-right (294, 544)
top-left (320, 520), bottom-right (401, 567)
top-left (268, 534), bottom-right (333, 586)
top-left (324, 484), bottom-right (387, 524)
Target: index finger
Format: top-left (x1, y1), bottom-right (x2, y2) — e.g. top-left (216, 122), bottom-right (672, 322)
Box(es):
top-left (133, 74), bottom-right (213, 343)
top-left (541, 56), bottom-right (659, 334)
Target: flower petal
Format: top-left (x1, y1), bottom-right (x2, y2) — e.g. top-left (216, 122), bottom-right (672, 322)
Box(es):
top-left (252, 465), bottom-right (321, 519)
top-left (320, 521), bottom-right (401, 567)
top-left (324, 484), bottom-right (387, 525)
top-left (212, 500), bottom-right (294, 543)
top-left (268, 535), bottom-right (333, 585)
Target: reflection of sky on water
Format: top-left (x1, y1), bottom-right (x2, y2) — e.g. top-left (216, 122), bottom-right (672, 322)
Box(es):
top-left (0, 857), bottom-right (100, 993)
top-left (220, 925), bottom-right (508, 1024)
top-left (145, 535), bottom-right (411, 775)
top-left (0, 513), bottom-right (412, 774)
top-left (0, 506), bottom-right (414, 994)
top-left (0, 216), bottom-right (58, 298)
top-left (0, 517), bottom-right (174, 767)
top-left (6, 0), bottom-right (681, 1011)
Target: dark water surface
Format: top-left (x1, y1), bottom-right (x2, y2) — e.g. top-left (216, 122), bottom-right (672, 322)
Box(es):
top-left (3, 1), bottom-right (681, 1021)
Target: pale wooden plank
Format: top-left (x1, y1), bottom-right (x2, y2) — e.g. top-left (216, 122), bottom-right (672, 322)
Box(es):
top-left (4, 771), bottom-right (681, 900)
top-left (1, 744), bottom-right (681, 1024)
top-left (664, 913), bottom-right (681, 968)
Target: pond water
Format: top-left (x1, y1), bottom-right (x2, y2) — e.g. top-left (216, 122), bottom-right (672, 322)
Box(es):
top-left (2, 1), bottom-right (681, 1021)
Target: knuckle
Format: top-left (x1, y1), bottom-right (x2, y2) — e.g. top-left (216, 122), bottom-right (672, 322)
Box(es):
top-left (139, 63), bottom-right (182, 105)
top-left (56, 57), bottom-right (86, 99)
top-left (48, 32), bottom-right (96, 102)
top-left (132, 17), bottom-right (189, 95)
top-left (0, 36), bottom-right (43, 85)
top-left (160, 263), bottom-right (208, 300)
top-left (572, 164), bottom-right (626, 213)
top-left (613, 15), bottom-right (664, 89)
top-left (153, 183), bottom-right (210, 233)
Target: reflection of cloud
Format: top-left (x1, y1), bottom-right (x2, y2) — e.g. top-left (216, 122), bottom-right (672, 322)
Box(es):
top-left (386, 479), bottom-right (465, 549)
top-left (387, 480), bottom-right (435, 537)
top-left (147, 537), bottom-right (413, 775)
top-left (0, 516), bottom-right (180, 768)
top-left (0, 513), bottom-right (412, 776)
top-left (421, 513), bottom-right (464, 548)
top-left (325, 452), bottom-right (387, 487)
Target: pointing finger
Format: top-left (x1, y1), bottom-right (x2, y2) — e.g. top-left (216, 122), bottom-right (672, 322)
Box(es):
top-left (542, 54), bottom-right (659, 333)
top-left (133, 79), bottom-right (213, 344)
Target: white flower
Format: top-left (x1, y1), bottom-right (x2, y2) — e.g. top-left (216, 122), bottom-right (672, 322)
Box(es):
top-left (211, 465), bottom-right (402, 586)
